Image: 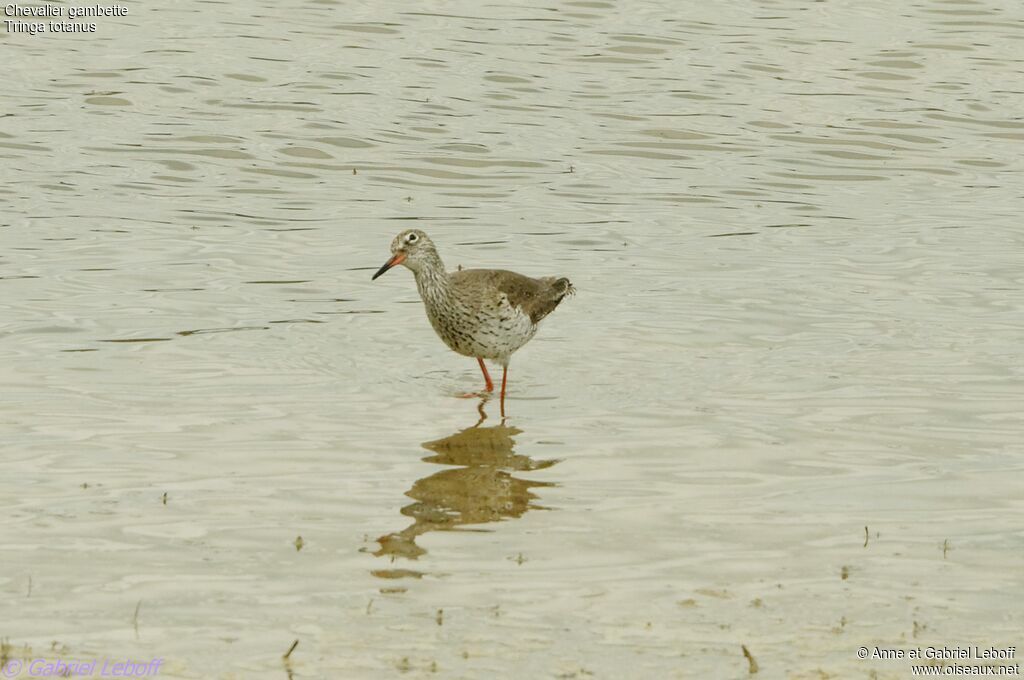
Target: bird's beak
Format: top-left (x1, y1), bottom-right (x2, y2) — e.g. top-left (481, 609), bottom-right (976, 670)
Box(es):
top-left (371, 251), bottom-right (406, 280)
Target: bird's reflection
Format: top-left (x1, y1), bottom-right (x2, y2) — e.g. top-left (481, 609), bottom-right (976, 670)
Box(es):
top-left (372, 400), bottom-right (558, 577)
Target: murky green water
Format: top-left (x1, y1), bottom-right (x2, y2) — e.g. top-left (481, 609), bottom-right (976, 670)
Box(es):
top-left (3, 0), bottom-right (1022, 677)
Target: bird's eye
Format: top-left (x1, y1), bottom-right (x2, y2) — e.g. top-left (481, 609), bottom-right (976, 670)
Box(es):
top-left (407, 233), bottom-right (419, 243)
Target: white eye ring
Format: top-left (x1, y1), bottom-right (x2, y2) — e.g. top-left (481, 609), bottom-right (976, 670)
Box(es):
top-left (407, 233), bottom-right (419, 243)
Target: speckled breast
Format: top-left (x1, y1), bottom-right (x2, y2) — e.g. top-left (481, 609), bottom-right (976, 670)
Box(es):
top-left (425, 295), bottom-right (536, 361)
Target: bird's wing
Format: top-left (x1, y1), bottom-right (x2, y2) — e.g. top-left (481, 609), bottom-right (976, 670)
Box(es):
top-left (454, 269), bottom-right (573, 324)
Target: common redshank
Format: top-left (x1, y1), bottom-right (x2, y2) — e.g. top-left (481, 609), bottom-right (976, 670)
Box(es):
top-left (371, 229), bottom-right (573, 416)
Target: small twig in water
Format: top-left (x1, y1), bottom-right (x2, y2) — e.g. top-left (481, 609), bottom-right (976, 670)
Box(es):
top-left (742, 644), bottom-right (759, 674)
top-left (132, 600), bottom-right (142, 639)
top-left (283, 639), bottom-right (299, 660)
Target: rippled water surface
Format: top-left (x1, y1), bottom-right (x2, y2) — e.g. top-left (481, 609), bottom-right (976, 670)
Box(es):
top-left (3, 0), bottom-right (1022, 677)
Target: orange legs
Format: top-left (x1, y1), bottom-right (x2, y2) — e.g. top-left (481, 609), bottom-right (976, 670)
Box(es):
top-left (500, 365), bottom-right (508, 418)
top-left (477, 357), bottom-right (494, 392)
top-left (470, 359), bottom-right (507, 417)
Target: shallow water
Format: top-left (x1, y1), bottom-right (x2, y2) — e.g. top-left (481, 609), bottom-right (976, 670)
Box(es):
top-left (2, 0), bottom-right (1022, 677)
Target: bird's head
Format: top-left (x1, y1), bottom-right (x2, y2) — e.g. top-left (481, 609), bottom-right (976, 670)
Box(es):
top-left (371, 229), bottom-right (437, 279)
